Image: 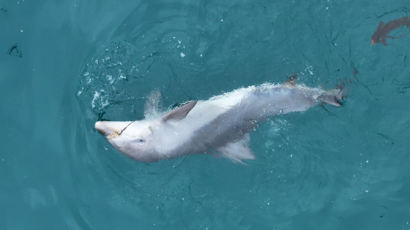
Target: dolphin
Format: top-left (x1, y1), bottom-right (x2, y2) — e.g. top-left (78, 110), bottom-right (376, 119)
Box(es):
top-left (95, 78), bottom-right (344, 163)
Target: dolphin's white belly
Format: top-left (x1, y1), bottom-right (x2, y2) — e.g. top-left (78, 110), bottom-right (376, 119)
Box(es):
top-left (185, 86), bottom-right (255, 127)
top-left (154, 87), bottom-right (254, 155)
top-left (157, 84), bottom-right (321, 156)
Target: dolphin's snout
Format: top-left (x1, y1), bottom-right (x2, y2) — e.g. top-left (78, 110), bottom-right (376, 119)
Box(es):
top-left (95, 121), bottom-right (111, 136)
top-left (95, 121), bottom-right (131, 138)
top-left (95, 121), bottom-right (104, 134)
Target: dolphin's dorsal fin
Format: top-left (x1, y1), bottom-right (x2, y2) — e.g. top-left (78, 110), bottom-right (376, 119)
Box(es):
top-left (217, 134), bottom-right (255, 164)
top-left (284, 74), bottom-right (297, 86)
top-left (162, 100), bottom-right (197, 122)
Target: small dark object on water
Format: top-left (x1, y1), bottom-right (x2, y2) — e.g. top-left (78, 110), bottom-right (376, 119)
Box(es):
top-left (8, 44), bottom-right (22, 57)
top-left (97, 111), bottom-right (108, 121)
top-left (0, 8), bottom-right (7, 13)
top-left (371, 16), bottom-right (410, 45)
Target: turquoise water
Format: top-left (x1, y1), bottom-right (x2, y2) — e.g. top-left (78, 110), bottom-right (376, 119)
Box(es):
top-left (1, 0), bottom-right (410, 229)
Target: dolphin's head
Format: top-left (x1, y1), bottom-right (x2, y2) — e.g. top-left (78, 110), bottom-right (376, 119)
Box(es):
top-left (95, 120), bottom-right (161, 162)
top-left (94, 100), bottom-right (198, 162)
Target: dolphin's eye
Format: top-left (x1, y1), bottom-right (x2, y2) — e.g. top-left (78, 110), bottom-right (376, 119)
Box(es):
top-left (136, 138), bottom-right (145, 143)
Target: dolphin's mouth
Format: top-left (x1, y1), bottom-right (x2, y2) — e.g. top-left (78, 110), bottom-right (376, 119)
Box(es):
top-left (95, 121), bottom-right (134, 139)
top-left (95, 121), bottom-right (118, 138)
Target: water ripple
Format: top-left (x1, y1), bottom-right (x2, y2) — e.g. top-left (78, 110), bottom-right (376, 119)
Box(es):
top-left (72, 0), bottom-right (410, 229)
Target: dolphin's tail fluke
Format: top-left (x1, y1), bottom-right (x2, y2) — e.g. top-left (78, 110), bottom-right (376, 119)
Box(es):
top-left (318, 85), bottom-right (345, 107)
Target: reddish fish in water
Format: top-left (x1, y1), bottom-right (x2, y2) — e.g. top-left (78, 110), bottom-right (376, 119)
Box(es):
top-left (371, 16), bottom-right (410, 45)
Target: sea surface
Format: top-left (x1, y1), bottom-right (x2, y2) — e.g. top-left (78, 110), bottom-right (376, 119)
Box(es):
top-left (1, 0), bottom-right (410, 229)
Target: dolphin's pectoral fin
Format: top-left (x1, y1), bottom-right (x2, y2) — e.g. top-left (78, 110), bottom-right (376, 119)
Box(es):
top-left (144, 89), bottom-right (162, 118)
top-left (162, 100), bottom-right (197, 122)
top-left (217, 134), bottom-right (255, 164)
